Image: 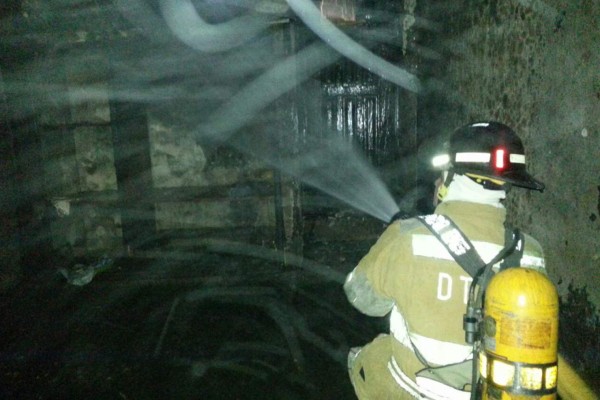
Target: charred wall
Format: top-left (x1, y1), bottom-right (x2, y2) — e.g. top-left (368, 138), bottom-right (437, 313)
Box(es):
top-left (0, 0), bottom-right (416, 282)
top-left (418, 0), bottom-right (600, 309)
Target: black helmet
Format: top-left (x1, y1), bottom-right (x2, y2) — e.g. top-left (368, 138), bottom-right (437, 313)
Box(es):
top-left (432, 122), bottom-right (545, 191)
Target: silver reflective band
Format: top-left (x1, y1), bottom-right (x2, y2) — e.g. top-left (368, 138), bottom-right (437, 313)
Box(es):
top-left (388, 357), bottom-right (423, 399)
top-left (390, 307), bottom-right (473, 366)
top-left (389, 306), bottom-right (413, 348)
top-left (411, 234), bottom-right (545, 270)
top-left (410, 332), bottom-right (473, 366)
top-left (388, 357), bottom-right (471, 400)
top-left (480, 352), bottom-right (558, 394)
top-left (413, 235), bottom-right (502, 264)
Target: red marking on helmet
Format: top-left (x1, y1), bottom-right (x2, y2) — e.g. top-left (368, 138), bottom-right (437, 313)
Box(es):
top-left (495, 148), bottom-right (506, 169)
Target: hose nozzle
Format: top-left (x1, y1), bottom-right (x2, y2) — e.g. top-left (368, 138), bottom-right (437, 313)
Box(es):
top-left (389, 211), bottom-right (409, 225)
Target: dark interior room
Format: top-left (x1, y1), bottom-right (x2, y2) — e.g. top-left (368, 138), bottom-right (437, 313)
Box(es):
top-left (0, 0), bottom-right (598, 398)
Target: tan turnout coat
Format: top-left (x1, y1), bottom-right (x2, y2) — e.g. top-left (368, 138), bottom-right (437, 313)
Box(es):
top-left (344, 200), bottom-right (546, 399)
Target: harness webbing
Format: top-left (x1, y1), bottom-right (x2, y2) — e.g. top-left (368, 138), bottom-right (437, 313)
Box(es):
top-left (417, 214), bottom-right (524, 277)
top-left (416, 214), bottom-right (484, 278)
top-left (416, 213), bottom-right (523, 400)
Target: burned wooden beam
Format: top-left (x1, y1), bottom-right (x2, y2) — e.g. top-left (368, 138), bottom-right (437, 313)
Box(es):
top-left (109, 98), bottom-right (156, 251)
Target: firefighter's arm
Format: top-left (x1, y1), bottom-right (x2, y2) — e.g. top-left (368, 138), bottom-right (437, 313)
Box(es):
top-left (344, 268), bottom-right (394, 316)
top-left (343, 221), bottom-right (405, 316)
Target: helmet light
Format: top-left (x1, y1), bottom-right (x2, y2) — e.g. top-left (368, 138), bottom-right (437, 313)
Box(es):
top-left (431, 154), bottom-right (451, 169)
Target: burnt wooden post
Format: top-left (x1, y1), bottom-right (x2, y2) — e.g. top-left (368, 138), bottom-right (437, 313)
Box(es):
top-left (0, 72), bottom-right (51, 276)
top-left (0, 66), bottom-right (23, 284)
top-left (0, 0), bottom-right (60, 277)
top-left (108, 74), bottom-right (156, 251)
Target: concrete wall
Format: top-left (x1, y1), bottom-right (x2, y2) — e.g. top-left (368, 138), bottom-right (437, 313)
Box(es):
top-left (421, 0), bottom-right (600, 307)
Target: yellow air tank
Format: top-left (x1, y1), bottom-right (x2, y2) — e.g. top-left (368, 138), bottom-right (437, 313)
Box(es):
top-left (480, 268), bottom-right (559, 399)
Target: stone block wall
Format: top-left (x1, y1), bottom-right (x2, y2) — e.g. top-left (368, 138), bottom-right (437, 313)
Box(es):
top-left (38, 49), bottom-right (290, 257)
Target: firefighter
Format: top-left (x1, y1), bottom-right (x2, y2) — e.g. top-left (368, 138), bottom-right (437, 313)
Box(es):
top-left (344, 121), bottom-right (547, 399)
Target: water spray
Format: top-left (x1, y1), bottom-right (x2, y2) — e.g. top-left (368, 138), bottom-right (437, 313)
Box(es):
top-left (230, 128), bottom-right (401, 223)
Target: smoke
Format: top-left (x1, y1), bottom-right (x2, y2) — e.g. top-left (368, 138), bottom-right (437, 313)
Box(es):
top-left (197, 42), bottom-right (342, 143)
top-left (285, 0), bottom-right (421, 93)
top-left (0, 1), bottom-right (434, 222)
top-left (159, 0), bottom-right (271, 53)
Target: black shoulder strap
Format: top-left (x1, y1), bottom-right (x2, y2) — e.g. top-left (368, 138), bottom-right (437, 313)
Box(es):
top-left (417, 214), bottom-right (524, 277)
top-left (417, 214), bottom-right (485, 278)
top-left (500, 227), bottom-right (524, 270)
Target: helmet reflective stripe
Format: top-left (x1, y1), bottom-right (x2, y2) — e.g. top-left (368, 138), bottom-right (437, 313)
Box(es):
top-left (510, 154), bottom-right (525, 163)
top-left (454, 152), bottom-right (526, 164)
top-left (455, 152), bottom-right (491, 163)
top-left (440, 121), bottom-right (544, 190)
